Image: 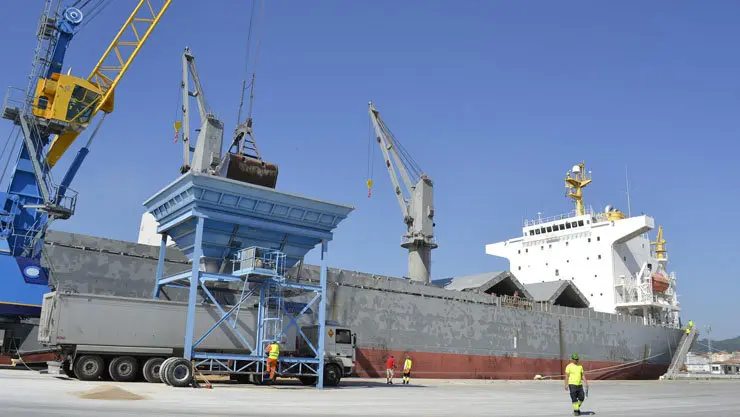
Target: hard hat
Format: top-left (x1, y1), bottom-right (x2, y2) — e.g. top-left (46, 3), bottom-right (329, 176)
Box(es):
top-left (571, 353), bottom-right (579, 360)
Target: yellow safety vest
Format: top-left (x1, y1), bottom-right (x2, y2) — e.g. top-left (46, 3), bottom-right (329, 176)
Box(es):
top-left (565, 363), bottom-right (584, 386)
top-left (268, 343), bottom-right (280, 359)
top-left (404, 359), bottom-right (412, 371)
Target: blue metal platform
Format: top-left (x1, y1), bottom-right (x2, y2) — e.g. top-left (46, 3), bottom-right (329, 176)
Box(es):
top-left (143, 172), bottom-right (354, 389)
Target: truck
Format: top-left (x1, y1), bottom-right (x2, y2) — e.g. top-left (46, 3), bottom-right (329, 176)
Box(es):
top-left (38, 291), bottom-right (356, 387)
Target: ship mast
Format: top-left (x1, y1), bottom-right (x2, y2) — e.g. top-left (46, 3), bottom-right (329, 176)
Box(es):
top-left (565, 162), bottom-right (592, 216)
top-left (651, 225), bottom-right (668, 261)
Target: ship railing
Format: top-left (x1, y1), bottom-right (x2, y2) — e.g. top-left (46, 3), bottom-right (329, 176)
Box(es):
top-left (523, 207), bottom-right (596, 227)
top-left (534, 302), bottom-right (659, 326)
top-left (499, 294), bottom-right (533, 310)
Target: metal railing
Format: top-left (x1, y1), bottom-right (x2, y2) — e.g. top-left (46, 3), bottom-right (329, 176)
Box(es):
top-left (233, 246), bottom-right (287, 278)
top-left (523, 207), bottom-right (596, 227)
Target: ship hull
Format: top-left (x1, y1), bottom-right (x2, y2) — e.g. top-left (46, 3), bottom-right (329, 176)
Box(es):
top-left (0, 230), bottom-right (683, 379)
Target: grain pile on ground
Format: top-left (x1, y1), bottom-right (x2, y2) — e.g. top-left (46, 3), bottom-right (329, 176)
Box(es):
top-left (75, 385), bottom-right (146, 401)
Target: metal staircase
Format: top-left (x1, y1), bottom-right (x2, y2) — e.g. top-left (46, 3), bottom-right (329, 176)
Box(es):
top-left (662, 327), bottom-right (699, 379)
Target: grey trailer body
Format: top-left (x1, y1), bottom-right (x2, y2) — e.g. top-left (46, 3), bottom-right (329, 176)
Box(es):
top-left (38, 292), bottom-right (258, 354)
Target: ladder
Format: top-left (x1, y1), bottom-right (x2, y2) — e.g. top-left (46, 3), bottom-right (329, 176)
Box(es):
top-left (662, 326), bottom-right (699, 379)
top-left (260, 278), bottom-right (284, 345)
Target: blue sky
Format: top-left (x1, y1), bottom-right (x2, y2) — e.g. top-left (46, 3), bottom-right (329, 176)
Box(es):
top-left (1, 1), bottom-right (738, 338)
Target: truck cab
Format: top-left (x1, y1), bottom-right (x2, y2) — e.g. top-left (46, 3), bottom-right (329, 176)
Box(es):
top-left (298, 322), bottom-right (356, 378)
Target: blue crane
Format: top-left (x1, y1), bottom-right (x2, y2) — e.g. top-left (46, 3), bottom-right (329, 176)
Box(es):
top-left (0, 0), bottom-right (170, 289)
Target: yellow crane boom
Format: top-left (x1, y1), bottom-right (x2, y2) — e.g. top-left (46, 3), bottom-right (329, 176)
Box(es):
top-left (43, 0), bottom-right (172, 168)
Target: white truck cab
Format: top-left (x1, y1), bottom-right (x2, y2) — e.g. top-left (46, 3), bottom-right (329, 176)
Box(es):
top-left (298, 322), bottom-right (357, 378)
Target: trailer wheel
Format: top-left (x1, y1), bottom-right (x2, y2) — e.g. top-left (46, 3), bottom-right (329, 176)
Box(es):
top-left (159, 357), bottom-right (179, 386)
top-left (165, 358), bottom-right (193, 388)
top-left (142, 357), bottom-right (165, 383)
top-left (108, 356), bottom-right (138, 382)
top-left (323, 364), bottom-right (342, 387)
top-left (73, 355), bottom-right (105, 381)
top-left (299, 375), bottom-right (317, 386)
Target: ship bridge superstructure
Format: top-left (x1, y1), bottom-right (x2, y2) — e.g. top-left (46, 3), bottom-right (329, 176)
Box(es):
top-left (486, 162), bottom-right (680, 327)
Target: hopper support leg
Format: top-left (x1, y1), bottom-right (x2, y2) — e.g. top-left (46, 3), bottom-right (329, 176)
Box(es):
top-left (317, 239), bottom-right (328, 389)
top-left (184, 217), bottom-right (204, 360)
top-left (153, 232), bottom-right (168, 299)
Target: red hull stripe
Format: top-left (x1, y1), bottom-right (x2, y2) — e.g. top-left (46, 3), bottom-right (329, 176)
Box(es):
top-left (355, 348), bottom-right (667, 380)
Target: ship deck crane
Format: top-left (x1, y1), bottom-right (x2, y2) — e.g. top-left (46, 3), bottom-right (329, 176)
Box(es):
top-left (0, 0), bottom-right (170, 286)
top-left (368, 102), bottom-right (437, 284)
top-left (176, 46), bottom-right (279, 188)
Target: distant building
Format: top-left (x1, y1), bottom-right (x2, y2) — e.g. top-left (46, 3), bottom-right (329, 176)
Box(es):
top-left (710, 351), bottom-right (733, 363)
top-left (685, 352), bottom-right (711, 373)
top-left (711, 359), bottom-right (740, 375)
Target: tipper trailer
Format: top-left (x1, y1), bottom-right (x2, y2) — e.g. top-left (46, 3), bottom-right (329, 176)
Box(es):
top-left (38, 291), bottom-right (356, 386)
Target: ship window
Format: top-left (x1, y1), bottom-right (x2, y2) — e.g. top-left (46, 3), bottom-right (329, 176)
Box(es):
top-left (572, 221), bottom-right (578, 228)
top-left (597, 236), bottom-right (601, 241)
top-left (518, 266), bottom-right (521, 270)
top-left (598, 255), bottom-right (602, 260)
top-left (566, 241), bottom-right (569, 246)
top-left (566, 222), bottom-right (572, 229)
top-left (535, 229), bottom-right (541, 235)
top-left (587, 220), bottom-right (590, 224)
top-left (586, 257), bottom-right (590, 260)
top-left (594, 274), bottom-right (598, 278)
top-left (548, 244), bottom-right (552, 249)
top-left (525, 249), bottom-right (528, 253)
top-left (647, 263), bottom-right (652, 270)
top-left (600, 293), bottom-right (603, 296)
top-left (518, 250), bottom-right (521, 254)
top-left (541, 228), bottom-right (546, 234)
top-left (547, 226), bottom-right (552, 233)
top-left (541, 246), bottom-right (544, 250)
top-left (529, 230), bottom-right (535, 236)
top-left (578, 220), bottom-right (584, 226)
top-left (566, 260), bottom-right (569, 263)
top-left (623, 256), bottom-right (626, 262)
top-left (588, 238), bottom-right (591, 243)
top-left (555, 269), bottom-right (559, 276)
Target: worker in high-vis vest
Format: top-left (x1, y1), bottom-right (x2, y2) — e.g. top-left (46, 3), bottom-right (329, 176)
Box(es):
top-left (687, 320), bottom-right (694, 335)
top-left (402, 356), bottom-right (413, 384)
top-left (265, 341), bottom-right (280, 381)
top-left (564, 353), bottom-right (588, 416)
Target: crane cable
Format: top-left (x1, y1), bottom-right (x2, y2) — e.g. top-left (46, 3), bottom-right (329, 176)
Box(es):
top-left (236, 0), bottom-right (260, 126)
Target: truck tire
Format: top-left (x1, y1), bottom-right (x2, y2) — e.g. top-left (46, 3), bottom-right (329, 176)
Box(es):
top-left (142, 357), bottom-right (165, 383)
top-left (159, 357), bottom-right (179, 386)
top-left (73, 355), bottom-right (105, 381)
top-left (165, 358), bottom-right (193, 388)
top-left (323, 364), bottom-right (341, 387)
top-left (108, 356), bottom-right (138, 382)
top-left (299, 375), bottom-right (317, 386)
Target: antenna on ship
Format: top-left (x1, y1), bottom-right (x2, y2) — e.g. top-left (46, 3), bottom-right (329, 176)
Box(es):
top-left (625, 166), bottom-right (633, 217)
top-left (565, 161), bottom-right (592, 216)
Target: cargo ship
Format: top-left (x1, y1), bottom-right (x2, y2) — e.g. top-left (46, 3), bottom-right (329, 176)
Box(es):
top-left (2, 162), bottom-right (684, 380)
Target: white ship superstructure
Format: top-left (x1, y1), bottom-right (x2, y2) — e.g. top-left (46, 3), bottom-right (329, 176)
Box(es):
top-left (486, 162), bottom-right (680, 327)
